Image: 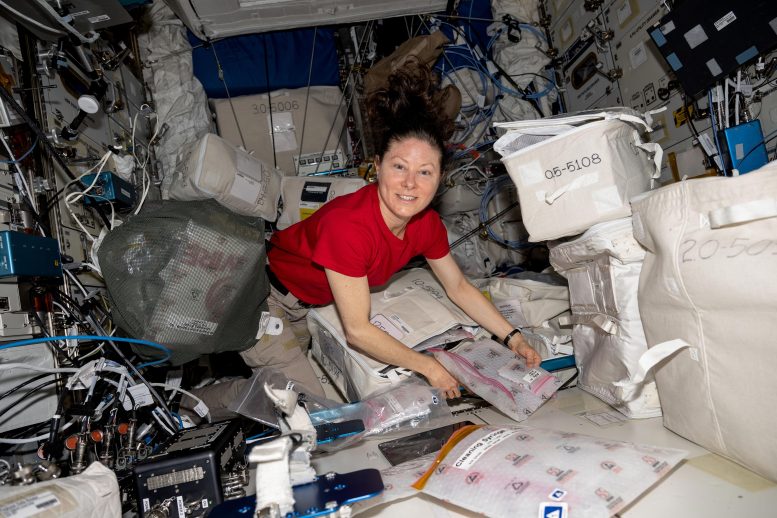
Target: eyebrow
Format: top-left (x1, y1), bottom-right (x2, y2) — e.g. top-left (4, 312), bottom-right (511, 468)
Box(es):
top-left (388, 155), bottom-right (438, 169)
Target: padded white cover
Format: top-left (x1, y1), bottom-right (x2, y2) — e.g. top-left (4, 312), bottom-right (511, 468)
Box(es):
top-left (276, 176), bottom-right (366, 230)
top-left (308, 268), bottom-right (471, 401)
top-left (631, 162), bottom-right (777, 481)
top-left (0, 462), bottom-right (121, 517)
top-left (550, 218), bottom-right (661, 418)
top-left (168, 133), bottom-right (282, 220)
top-left (495, 118), bottom-right (660, 241)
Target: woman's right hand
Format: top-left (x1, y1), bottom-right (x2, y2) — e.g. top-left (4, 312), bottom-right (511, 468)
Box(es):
top-left (421, 357), bottom-right (461, 399)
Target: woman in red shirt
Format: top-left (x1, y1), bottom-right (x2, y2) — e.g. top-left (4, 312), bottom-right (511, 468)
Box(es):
top-left (250, 60), bottom-right (540, 400)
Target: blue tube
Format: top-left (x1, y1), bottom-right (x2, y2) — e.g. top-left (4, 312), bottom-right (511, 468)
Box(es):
top-left (0, 335), bottom-right (172, 368)
top-left (0, 139), bottom-right (38, 164)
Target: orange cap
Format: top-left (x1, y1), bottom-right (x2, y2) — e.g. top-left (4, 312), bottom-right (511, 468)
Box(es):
top-left (117, 423), bottom-right (129, 435)
top-left (64, 435), bottom-right (79, 451)
top-left (90, 430), bottom-right (104, 443)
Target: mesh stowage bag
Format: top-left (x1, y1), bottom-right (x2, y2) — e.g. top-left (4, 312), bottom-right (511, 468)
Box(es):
top-left (98, 200), bottom-right (269, 365)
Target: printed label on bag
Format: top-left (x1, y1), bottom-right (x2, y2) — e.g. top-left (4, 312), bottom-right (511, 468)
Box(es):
top-left (453, 428), bottom-right (519, 470)
top-left (0, 491), bottom-right (61, 518)
top-left (370, 313), bottom-right (405, 340)
top-left (495, 300), bottom-right (529, 327)
top-left (167, 314), bottom-right (218, 335)
top-left (539, 502), bottom-right (568, 518)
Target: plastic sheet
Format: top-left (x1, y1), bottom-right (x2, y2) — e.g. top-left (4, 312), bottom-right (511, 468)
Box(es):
top-left (414, 424), bottom-right (686, 517)
top-left (433, 339), bottom-right (561, 421)
top-left (349, 452), bottom-right (437, 515)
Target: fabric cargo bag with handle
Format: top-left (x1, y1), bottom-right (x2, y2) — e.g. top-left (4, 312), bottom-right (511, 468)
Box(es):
top-left (309, 269), bottom-right (475, 401)
top-left (549, 217), bottom-right (661, 418)
top-left (493, 109), bottom-right (662, 242)
top-left (625, 162), bottom-right (777, 481)
top-left (475, 275), bottom-right (573, 360)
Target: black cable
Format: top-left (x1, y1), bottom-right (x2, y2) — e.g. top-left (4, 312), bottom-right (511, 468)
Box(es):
top-left (0, 373), bottom-right (53, 401)
top-left (0, 378), bottom-right (59, 423)
top-left (557, 368), bottom-right (579, 391)
top-left (735, 131), bottom-right (777, 168)
top-left (0, 82), bottom-right (112, 228)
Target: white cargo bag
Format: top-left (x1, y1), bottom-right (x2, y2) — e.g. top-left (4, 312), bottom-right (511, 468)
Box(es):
top-left (627, 163), bottom-right (777, 481)
top-left (308, 268), bottom-right (472, 401)
top-left (493, 109), bottom-right (662, 241)
top-left (167, 133), bottom-right (282, 220)
top-left (549, 218), bottom-right (661, 418)
top-left (211, 86), bottom-right (347, 176)
top-left (276, 176), bottom-right (366, 230)
top-left (475, 275), bottom-right (573, 360)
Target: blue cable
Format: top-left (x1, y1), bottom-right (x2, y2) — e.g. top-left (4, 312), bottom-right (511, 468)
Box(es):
top-left (479, 175), bottom-right (534, 249)
top-left (171, 412), bottom-right (184, 430)
top-left (0, 335), bottom-right (172, 368)
top-left (0, 138), bottom-right (38, 164)
top-left (247, 429), bottom-right (274, 441)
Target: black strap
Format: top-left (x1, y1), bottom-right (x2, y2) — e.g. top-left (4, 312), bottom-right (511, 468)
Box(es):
top-left (502, 328), bottom-right (522, 348)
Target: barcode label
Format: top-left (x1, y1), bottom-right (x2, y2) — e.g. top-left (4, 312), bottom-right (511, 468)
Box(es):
top-left (0, 491), bottom-right (61, 518)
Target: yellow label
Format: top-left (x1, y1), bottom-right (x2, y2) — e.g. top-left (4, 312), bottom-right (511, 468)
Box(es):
top-left (299, 208), bottom-right (317, 221)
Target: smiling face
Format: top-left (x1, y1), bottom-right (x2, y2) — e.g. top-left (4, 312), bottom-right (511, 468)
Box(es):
top-left (375, 137), bottom-right (443, 237)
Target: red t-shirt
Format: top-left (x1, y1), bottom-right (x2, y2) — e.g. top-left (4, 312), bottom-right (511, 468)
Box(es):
top-left (268, 183), bottom-right (450, 305)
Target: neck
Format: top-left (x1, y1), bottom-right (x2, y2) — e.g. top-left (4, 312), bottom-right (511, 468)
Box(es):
top-left (378, 199), bottom-right (409, 238)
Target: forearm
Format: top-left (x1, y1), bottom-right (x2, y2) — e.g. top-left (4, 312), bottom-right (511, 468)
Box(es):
top-left (447, 280), bottom-right (517, 341)
top-left (344, 321), bottom-right (436, 377)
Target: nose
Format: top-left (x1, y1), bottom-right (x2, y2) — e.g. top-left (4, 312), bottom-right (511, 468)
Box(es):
top-left (402, 171), bottom-right (416, 189)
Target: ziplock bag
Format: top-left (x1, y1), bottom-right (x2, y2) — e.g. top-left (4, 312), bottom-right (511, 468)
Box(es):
top-left (308, 382), bottom-right (452, 451)
top-left (432, 339), bottom-right (562, 422)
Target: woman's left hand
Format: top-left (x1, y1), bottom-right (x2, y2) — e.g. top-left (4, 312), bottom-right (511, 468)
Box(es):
top-left (508, 335), bottom-right (542, 369)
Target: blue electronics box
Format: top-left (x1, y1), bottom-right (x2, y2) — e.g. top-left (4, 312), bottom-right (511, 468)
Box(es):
top-left (0, 231), bottom-right (62, 277)
top-left (80, 171), bottom-right (136, 207)
top-left (719, 120), bottom-right (769, 175)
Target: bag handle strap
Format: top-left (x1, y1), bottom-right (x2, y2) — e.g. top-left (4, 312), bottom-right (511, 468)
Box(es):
top-left (709, 198), bottom-right (777, 228)
top-left (544, 173), bottom-right (599, 204)
top-left (613, 339), bottom-right (693, 401)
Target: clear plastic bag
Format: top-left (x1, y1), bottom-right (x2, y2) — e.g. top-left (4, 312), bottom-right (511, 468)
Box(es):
top-left (414, 424), bottom-right (686, 517)
top-left (309, 381), bottom-right (452, 451)
top-left (228, 367), bottom-right (337, 427)
top-left (350, 452), bottom-right (437, 514)
top-left (433, 339), bottom-right (561, 421)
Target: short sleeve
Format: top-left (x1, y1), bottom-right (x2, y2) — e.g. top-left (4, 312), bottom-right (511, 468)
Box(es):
top-left (312, 213), bottom-right (373, 277)
top-left (422, 211), bottom-right (450, 260)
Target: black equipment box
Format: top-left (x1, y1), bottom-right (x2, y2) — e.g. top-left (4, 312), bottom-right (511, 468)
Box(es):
top-left (648, 0), bottom-right (777, 97)
top-left (134, 420), bottom-right (246, 518)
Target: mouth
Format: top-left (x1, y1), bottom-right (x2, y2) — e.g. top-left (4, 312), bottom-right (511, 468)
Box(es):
top-left (397, 194), bottom-right (417, 202)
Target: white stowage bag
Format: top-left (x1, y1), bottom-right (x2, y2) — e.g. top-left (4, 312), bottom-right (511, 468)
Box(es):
top-left (625, 162), bottom-right (777, 481)
top-left (493, 109), bottom-right (662, 241)
top-left (414, 424), bottom-right (686, 517)
top-left (210, 86), bottom-right (347, 176)
top-left (0, 462), bottom-right (121, 517)
top-left (549, 218), bottom-right (661, 418)
top-left (167, 133), bottom-right (283, 220)
top-left (139, 0), bottom-right (212, 182)
top-left (308, 268), bottom-right (475, 402)
top-left (475, 275), bottom-right (573, 360)
top-left (276, 176), bottom-right (366, 230)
